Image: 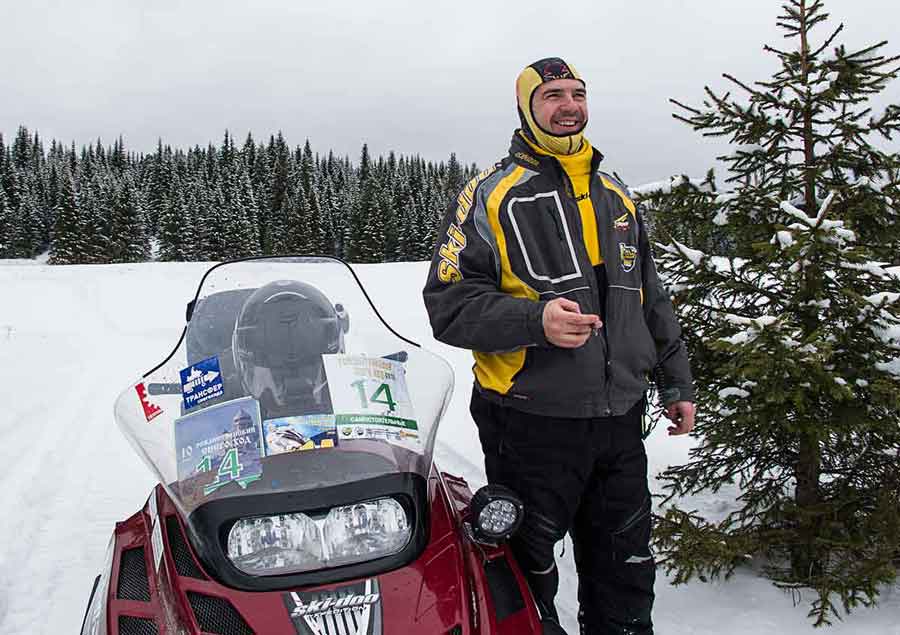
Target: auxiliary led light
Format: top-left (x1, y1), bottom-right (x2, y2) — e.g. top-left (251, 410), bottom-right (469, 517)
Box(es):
top-left (470, 484), bottom-right (524, 544)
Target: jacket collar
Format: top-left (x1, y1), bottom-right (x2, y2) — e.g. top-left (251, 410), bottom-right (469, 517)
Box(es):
top-left (508, 130), bottom-right (604, 173)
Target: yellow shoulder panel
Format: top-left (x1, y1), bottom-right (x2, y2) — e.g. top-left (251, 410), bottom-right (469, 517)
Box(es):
top-left (486, 165), bottom-right (539, 301)
top-left (599, 175), bottom-right (636, 219)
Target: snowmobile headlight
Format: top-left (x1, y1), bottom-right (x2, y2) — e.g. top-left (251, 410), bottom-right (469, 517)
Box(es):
top-left (470, 484), bottom-right (524, 544)
top-left (225, 497), bottom-right (411, 575)
top-left (322, 498), bottom-right (411, 566)
top-left (226, 512), bottom-right (323, 576)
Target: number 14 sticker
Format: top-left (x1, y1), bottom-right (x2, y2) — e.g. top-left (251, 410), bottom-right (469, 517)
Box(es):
top-left (324, 354), bottom-right (415, 420)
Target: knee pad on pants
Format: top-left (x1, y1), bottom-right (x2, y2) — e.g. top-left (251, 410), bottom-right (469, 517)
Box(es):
top-left (512, 508), bottom-right (566, 573)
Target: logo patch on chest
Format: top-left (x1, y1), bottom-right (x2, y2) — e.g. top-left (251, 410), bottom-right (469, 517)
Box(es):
top-left (614, 213), bottom-right (630, 232)
top-left (619, 243), bottom-right (638, 272)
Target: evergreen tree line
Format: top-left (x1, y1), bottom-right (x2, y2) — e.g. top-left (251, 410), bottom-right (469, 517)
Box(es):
top-left (0, 127), bottom-right (478, 264)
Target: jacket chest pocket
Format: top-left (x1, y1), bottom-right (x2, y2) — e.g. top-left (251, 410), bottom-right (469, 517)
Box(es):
top-left (505, 191), bottom-right (584, 286)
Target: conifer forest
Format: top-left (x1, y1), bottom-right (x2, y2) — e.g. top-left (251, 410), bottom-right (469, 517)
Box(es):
top-left (0, 126), bottom-right (478, 264)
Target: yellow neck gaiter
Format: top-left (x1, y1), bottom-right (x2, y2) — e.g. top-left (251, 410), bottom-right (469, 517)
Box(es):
top-left (523, 134), bottom-right (602, 266)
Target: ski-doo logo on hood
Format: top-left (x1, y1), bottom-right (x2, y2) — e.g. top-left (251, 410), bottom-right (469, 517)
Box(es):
top-left (540, 61), bottom-right (574, 81)
top-left (179, 355), bottom-right (224, 410)
top-left (283, 578), bottom-right (382, 635)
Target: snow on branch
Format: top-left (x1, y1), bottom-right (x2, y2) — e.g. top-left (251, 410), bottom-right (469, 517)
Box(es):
top-left (840, 261), bottom-right (891, 277)
top-left (875, 357), bottom-right (900, 377)
top-left (717, 313), bottom-right (780, 346)
top-left (632, 175), bottom-right (705, 196)
top-left (814, 190), bottom-right (836, 224)
top-left (772, 230), bottom-right (795, 248)
top-left (718, 387), bottom-right (751, 399)
top-left (781, 200), bottom-right (817, 226)
top-left (779, 193), bottom-right (856, 246)
top-left (864, 292), bottom-right (900, 307)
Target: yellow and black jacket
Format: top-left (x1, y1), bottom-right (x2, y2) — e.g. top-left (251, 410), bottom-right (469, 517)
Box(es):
top-left (423, 132), bottom-right (694, 417)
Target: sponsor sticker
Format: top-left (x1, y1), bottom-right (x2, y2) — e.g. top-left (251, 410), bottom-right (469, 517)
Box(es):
top-left (151, 516), bottom-right (164, 574)
top-left (174, 397), bottom-right (264, 507)
top-left (179, 355), bottom-right (224, 410)
top-left (146, 491), bottom-right (164, 573)
top-left (283, 578), bottom-right (382, 635)
top-left (335, 414), bottom-right (419, 445)
top-left (619, 243), bottom-right (638, 273)
top-left (263, 415), bottom-right (338, 455)
top-left (135, 382), bottom-right (163, 422)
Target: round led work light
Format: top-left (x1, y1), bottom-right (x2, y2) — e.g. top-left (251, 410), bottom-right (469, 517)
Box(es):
top-left (470, 484), bottom-right (524, 544)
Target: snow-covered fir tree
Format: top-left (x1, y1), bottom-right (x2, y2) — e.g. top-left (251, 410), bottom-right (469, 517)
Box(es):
top-left (638, 0), bottom-right (900, 626)
top-left (49, 168), bottom-right (83, 264)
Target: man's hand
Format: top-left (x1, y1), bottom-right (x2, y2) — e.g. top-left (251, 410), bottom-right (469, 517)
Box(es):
top-left (542, 298), bottom-right (602, 348)
top-left (664, 401), bottom-right (696, 436)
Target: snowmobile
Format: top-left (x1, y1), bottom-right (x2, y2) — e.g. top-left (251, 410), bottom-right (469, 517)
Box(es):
top-left (80, 255), bottom-right (543, 635)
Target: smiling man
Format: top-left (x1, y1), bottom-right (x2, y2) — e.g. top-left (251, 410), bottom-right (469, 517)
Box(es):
top-left (423, 57), bottom-right (696, 635)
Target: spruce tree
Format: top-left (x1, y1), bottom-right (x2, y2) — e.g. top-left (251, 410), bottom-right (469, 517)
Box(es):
top-left (49, 169), bottom-right (82, 264)
top-left (0, 186), bottom-right (9, 257)
top-left (115, 174), bottom-right (149, 262)
top-left (640, 1), bottom-right (900, 626)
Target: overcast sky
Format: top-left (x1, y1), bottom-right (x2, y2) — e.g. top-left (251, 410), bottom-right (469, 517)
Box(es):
top-left (2, 0), bottom-right (898, 184)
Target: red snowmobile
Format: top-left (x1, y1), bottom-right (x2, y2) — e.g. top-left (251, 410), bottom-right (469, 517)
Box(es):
top-left (80, 256), bottom-right (542, 635)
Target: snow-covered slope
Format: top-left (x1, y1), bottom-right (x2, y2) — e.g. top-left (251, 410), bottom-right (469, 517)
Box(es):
top-left (0, 261), bottom-right (896, 634)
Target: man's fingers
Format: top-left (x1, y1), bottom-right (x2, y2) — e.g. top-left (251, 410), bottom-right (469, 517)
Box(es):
top-left (554, 297), bottom-right (582, 312)
top-left (563, 313), bottom-right (602, 327)
top-left (543, 298), bottom-right (601, 348)
top-left (549, 331), bottom-right (590, 348)
top-left (666, 402), bottom-right (696, 435)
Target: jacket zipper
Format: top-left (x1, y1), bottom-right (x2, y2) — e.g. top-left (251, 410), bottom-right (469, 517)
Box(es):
top-left (558, 162), bottom-right (612, 381)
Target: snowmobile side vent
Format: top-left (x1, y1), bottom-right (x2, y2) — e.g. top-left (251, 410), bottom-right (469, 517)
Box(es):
top-left (118, 615), bottom-right (159, 635)
top-left (165, 515), bottom-right (207, 579)
top-left (116, 547), bottom-right (151, 602)
top-left (484, 557), bottom-right (526, 621)
top-left (187, 592), bottom-right (254, 635)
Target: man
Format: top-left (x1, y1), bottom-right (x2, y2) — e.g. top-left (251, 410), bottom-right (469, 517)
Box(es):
top-left (423, 57), bottom-right (695, 635)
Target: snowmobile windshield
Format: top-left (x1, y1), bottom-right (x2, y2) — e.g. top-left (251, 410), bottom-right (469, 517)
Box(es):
top-left (113, 257), bottom-right (454, 522)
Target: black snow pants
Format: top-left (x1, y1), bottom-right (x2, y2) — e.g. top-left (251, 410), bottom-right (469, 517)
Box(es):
top-left (470, 388), bottom-right (655, 635)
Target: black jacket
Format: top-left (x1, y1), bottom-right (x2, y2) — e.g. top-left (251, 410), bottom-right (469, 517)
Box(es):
top-left (423, 132), bottom-right (694, 417)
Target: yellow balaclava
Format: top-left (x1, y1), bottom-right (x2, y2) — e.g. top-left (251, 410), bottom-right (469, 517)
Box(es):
top-left (516, 57), bottom-right (587, 155)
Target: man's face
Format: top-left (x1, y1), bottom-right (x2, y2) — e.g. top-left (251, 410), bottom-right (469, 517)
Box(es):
top-left (531, 78), bottom-right (588, 136)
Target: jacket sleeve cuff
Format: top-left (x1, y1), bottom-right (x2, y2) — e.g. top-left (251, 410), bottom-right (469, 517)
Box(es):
top-left (659, 385), bottom-right (695, 406)
top-left (525, 301), bottom-right (550, 347)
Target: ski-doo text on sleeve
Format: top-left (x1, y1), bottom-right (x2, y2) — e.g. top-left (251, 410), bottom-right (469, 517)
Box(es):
top-left (436, 165), bottom-right (498, 283)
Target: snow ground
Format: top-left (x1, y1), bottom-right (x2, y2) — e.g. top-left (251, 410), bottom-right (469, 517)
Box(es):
top-left (0, 260), bottom-right (896, 634)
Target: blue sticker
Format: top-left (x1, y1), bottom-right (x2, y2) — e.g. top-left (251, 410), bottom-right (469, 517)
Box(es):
top-left (180, 355), bottom-right (225, 410)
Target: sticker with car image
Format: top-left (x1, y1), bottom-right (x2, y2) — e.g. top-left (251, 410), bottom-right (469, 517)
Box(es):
top-left (263, 415), bottom-right (339, 455)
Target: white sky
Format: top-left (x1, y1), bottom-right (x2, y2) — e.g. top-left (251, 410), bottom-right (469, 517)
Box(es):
top-left (1, 0), bottom-right (899, 183)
